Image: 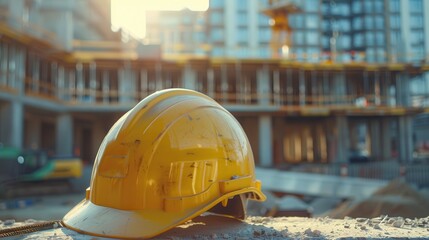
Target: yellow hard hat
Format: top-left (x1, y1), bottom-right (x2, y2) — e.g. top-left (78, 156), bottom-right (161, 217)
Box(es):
top-left (63, 89), bottom-right (266, 239)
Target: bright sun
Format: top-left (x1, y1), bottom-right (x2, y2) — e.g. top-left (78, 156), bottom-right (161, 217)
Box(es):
top-left (111, 0), bottom-right (209, 39)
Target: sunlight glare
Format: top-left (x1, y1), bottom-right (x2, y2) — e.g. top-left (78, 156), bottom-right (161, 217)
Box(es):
top-left (111, 0), bottom-right (209, 39)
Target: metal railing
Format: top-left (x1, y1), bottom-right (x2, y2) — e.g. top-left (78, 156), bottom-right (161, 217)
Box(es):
top-left (16, 76), bottom-right (415, 109)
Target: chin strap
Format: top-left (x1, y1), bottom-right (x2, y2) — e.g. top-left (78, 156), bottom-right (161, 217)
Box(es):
top-left (208, 194), bottom-right (248, 220)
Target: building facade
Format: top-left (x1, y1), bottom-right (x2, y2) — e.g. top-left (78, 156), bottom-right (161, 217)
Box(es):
top-left (1, 0), bottom-right (429, 185)
top-left (145, 9), bottom-right (208, 57)
top-left (147, 0), bottom-right (429, 69)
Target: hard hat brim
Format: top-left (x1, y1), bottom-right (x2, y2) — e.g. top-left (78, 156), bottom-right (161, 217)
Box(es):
top-left (63, 187), bottom-right (265, 239)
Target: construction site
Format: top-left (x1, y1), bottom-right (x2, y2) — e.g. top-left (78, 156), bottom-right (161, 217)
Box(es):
top-left (0, 0), bottom-right (429, 239)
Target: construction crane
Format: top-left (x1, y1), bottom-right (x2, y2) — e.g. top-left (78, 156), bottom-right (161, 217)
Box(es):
top-left (262, 0), bottom-right (301, 58)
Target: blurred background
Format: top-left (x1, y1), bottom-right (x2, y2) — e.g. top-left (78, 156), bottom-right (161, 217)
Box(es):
top-left (0, 0), bottom-right (429, 221)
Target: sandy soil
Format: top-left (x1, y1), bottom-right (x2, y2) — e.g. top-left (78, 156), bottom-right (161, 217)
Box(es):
top-left (2, 214), bottom-right (429, 239)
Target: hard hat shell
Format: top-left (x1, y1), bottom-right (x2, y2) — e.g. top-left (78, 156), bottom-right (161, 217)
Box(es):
top-left (63, 89), bottom-right (266, 239)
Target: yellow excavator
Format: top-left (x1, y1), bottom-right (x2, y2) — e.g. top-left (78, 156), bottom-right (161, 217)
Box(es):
top-left (0, 146), bottom-right (82, 196)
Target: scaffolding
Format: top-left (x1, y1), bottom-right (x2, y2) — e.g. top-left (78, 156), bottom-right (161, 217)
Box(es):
top-left (262, 0), bottom-right (301, 58)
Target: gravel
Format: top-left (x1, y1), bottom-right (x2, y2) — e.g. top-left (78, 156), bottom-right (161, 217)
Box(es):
top-left (392, 219), bottom-right (405, 228)
top-left (3, 219), bottom-right (15, 226)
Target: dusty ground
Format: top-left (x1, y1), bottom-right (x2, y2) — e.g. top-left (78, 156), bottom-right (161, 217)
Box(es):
top-left (1, 177), bottom-right (429, 239)
top-left (0, 194), bottom-right (84, 221)
top-left (1, 214), bottom-right (429, 239)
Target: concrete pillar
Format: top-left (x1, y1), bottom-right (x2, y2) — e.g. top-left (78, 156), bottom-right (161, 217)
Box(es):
top-left (11, 102), bottom-right (24, 149)
top-left (0, 102), bottom-right (23, 149)
top-left (207, 68), bottom-right (215, 98)
top-left (57, 65), bottom-right (65, 100)
top-left (235, 63), bottom-right (242, 103)
top-left (76, 63), bottom-right (84, 102)
top-left (381, 118), bottom-right (392, 161)
top-left (369, 120), bottom-right (381, 160)
top-left (398, 116), bottom-right (413, 162)
top-left (286, 69), bottom-right (293, 105)
top-left (273, 117), bottom-right (285, 165)
top-left (374, 71), bottom-right (381, 105)
top-left (348, 122), bottom-right (358, 150)
top-left (397, 73), bottom-right (410, 106)
top-left (220, 64), bottom-right (228, 103)
top-left (333, 71), bottom-right (346, 104)
top-left (335, 116), bottom-right (349, 163)
top-left (272, 70), bottom-right (281, 105)
top-left (0, 104), bottom-right (7, 145)
top-left (89, 62), bottom-right (97, 102)
top-left (155, 63), bottom-right (163, 90)
top-left (91, 120), bottom-right (107, 163)
top-left (257, 65), bottom-right (271, 105)
top-left (299, 70), bottom-right (306, 106)
top-left (26, 118), bottom-right (41, 150)
top-left (258, 115), bottom-right (273, 167)
top-left (119, 63), bottom-right (136, 103)
top-left (56, 113), bottom-right (73, 156)
top-left (17, 47), bottom-right (26, 94)
top-left (385, 71), bottom-right (396, 106)
top-left (182, 64), bottom-right (196, 90)
top-left (102, 70), bottom-right (111, 103)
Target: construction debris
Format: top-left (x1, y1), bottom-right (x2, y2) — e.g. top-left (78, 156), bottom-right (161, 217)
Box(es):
top-left (328, 179), bottom-right (429, 218)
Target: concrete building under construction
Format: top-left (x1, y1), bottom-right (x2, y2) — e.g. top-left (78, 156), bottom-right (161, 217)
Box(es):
top-left (1, 0), bottom-right (429, 188)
